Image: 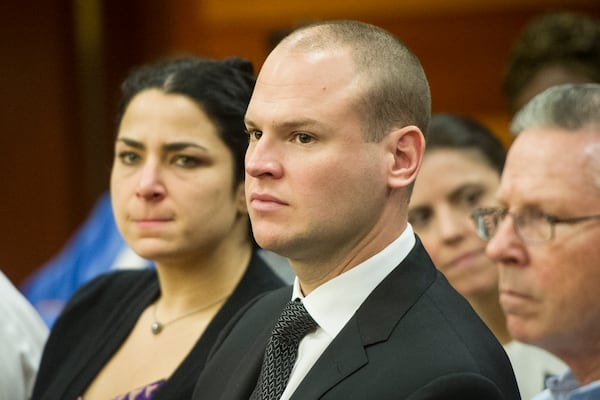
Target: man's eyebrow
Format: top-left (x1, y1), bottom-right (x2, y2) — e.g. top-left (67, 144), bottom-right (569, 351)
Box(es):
top-left (244, 118), bottom-right (321, 131)
top-left (244, 117), bottom-right (257, 129)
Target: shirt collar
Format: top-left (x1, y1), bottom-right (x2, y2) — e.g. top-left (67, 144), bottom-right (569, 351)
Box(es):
top-left (546, 369), bottom-right (600, 400)
top-left (292, 224), bottom-right (416, 338)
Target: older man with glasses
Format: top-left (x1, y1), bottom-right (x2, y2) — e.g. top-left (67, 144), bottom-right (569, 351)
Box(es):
top-left (471, 83), bottom-right (600, 400)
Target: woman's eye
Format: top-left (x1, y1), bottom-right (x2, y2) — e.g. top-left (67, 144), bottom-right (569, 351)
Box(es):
top-left (294, 133), bottom-right (313, 144)
top-left (174, 155), bottom-right (199, 168)
top-left (408, 208), bottom-right (431, 229)
top-left (117, 151), bottom-right (140, 165)
top-left (459, 189), bottom-right (484, 208)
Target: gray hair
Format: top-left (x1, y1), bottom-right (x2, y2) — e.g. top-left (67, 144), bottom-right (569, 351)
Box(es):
top-left (511, 83), bottom-right (600, 190)
top-left (510, 83), bottom-right (600, 134)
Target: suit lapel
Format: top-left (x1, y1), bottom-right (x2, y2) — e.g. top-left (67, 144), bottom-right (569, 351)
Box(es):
top-left (193, 287), bottom-right (292, 400)
top-left (290, 317), bottom-right (367, 399)
top-left (358, 238), bottom-right (437, 345)
top-left (291, 238), bottom-right (438, 398)
top-left (219, 333), bottom-right (266, 399)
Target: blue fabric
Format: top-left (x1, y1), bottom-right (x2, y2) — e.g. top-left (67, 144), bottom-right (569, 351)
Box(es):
top-left (21, 193), bottom-right (152, 327)
top-left (533, 369), bottom-right (600, 400)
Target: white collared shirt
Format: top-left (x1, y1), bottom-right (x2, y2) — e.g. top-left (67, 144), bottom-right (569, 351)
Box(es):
top-left (280, 225), bottom-right (416, 400)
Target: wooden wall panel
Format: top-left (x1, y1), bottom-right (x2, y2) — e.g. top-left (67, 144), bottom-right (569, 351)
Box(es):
top-left (0, 1), bottom-right (82, 285)
top-left (1, 0), bottom-right (598, 286)
top-left (167, 0), bottom-right (599, 146)
top-left (196, 0), bottom-right (599, 25)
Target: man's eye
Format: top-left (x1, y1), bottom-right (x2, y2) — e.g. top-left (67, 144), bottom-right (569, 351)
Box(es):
top-left (245, 129), bottom-right (262, 141)
top-left (520, 208), bottom-right (548, 223)
top-left (294, 133), bottom-right (313, 144)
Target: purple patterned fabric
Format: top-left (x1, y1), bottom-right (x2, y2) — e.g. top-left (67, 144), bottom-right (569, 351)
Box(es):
top-left (111, 379), bottom-right (166, 400)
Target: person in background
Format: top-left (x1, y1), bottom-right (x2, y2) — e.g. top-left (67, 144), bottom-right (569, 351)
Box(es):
top-left (408, 113), bottom-right (566, 399)
top-left (31, 56), bottom-right (285, 400)
top-left (502, 11), bottom-right (600, 117)
top-left (0, 269), bottom-right (48, 400)
top-left (192, 20), bottom-right (519, 399)
top-left (472, 83), bottom-right (600, 399)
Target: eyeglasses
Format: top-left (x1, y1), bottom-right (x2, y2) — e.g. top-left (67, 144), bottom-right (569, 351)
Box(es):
top-left (470, 207), bottom-right (600, 244)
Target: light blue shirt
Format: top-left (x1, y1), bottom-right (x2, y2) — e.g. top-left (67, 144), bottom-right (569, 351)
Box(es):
top-left (532, 369), bottom-right (600, 400)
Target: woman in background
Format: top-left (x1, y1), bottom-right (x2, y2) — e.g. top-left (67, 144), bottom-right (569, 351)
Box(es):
top-left (408, 113), bottom-right (566, 399)
top-left (32, 56), bottom-right (285, 400)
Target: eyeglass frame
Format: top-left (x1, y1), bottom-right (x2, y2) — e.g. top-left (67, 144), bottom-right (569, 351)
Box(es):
top-left (470, 207), bottom-right (600, 244)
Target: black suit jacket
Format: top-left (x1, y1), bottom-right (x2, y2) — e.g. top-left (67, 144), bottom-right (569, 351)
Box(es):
top-left (193, 238), bottom-right (520, 399)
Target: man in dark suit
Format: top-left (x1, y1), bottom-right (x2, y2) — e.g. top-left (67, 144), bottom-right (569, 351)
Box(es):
top-left (193, 20), bottom-right (520, 399)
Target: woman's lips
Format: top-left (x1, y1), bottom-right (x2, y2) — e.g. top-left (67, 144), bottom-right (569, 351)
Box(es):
top-left (133, 218), bottom-right (173, 229)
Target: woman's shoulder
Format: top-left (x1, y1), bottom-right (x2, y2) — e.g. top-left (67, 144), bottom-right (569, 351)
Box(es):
top-left (59, 269), bottom-right (158, 320)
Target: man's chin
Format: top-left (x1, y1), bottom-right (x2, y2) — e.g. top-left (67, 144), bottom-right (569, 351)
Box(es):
top-left (506, 315), bottom-right (542, 344)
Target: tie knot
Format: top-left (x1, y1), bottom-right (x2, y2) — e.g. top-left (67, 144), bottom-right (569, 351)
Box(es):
top-left (272, 299), bottom-right (317, 343)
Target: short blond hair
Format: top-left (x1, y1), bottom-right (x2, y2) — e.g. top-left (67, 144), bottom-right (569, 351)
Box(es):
top-left (278, 20), bottom-right (431, 142)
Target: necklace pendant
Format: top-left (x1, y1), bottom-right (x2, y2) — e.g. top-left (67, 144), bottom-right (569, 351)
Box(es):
top-left (151, 321), bottom-right (163, 335)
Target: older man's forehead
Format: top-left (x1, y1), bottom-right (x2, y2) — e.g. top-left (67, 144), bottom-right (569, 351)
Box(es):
top-left (501, 129), bottom-right (598, 204)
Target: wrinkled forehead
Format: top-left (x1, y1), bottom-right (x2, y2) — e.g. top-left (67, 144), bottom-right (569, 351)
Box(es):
top-left (502, 128), bottom-right (600, 202)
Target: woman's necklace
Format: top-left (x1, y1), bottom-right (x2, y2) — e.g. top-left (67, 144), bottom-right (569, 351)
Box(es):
top-left (150, 294), bottom-right (230, 335)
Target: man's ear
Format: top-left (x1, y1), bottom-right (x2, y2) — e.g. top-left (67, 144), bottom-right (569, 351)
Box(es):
top-left (385, 125), bottom-right (425, 189)
top-left (236, 181), bottom-right (248, 214)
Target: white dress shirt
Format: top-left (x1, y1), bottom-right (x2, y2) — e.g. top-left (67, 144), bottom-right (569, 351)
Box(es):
top-left (280, 225), bottom-right (416, 400)
top-left (0, 271), bottom-right (48, 400)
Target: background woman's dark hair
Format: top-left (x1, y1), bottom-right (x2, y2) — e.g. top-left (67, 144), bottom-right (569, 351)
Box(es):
top-left (116, 56), bottom-right (256, 187)
top-left (116, 56), bottom-right (257, 246)
top-left (426, 113), bottom-right (506, 173)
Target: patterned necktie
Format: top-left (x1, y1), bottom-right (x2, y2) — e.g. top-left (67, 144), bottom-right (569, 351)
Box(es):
top-left (250, 299), bottom-right (318, 400)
